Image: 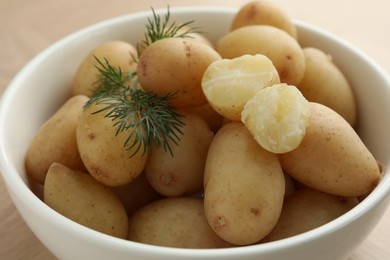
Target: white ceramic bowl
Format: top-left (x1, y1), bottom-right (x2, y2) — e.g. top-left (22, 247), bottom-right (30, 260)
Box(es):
top-left (1, 7), bottom-right (390, 260)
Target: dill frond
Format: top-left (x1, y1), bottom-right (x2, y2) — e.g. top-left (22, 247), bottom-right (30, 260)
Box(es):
top-left (84, 57), bottom-right (184, 157)
top-left (138, 6), bottom-right (203, 52)
top-left (91, 56), bottom-right (137, 95)
top-left (83, 6), bottom-right (203, 157)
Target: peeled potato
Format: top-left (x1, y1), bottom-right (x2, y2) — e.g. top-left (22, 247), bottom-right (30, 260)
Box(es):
top-left (204, 122), bottom-right (285, 245)
top-left (298, 47), bottom-right (357, 126)
top-left (262, 188), bottom-right (359, 242)
top-left (44, 163), bottom-right (128, 239)
top-left (128, 197), bottom-right (231, 248)
top-left (25, 95), bottom-right (89, 184)
top-left (202, 54), bottom-right (280, 121)
top-left (216, 25), bottom-right (305, 86)
top-left (279, 102), bottom-right (381, 197)
top-left (231, 0), bottom-right (298, 39)
top-left (241, 83), bottom-right (310, 153)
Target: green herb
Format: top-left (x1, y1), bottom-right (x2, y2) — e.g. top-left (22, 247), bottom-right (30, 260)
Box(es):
top-left (138, 6), bottom-right (203, 54)
top-left (84, 6), bottom-right (205, 157)
top-left (85, 57), bottom-right (184, 157)
top-left (92, 56), bottom-right (137, 94)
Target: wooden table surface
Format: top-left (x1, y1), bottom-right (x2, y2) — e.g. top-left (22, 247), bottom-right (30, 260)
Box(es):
top-left (1, 0), bottom-right (390, 259)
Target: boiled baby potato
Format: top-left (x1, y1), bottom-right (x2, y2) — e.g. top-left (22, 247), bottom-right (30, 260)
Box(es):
top-left (241, 83), bottom-right (310, 153)
top-left (145, 112), bottom-right (214, 197)
top-left (175, 25), bottom-right (214, 48)
top-left (204, 122), bottom-right (285, 245)
top-left (72, 40), bottom-right (138, 97)
top-left (262, 188), bottom-right (359, 242)
top-left (283, 172), bottom-right (296, 197)
top-left (111, 173), bottom-right (162, 215)
top-left (231, 0), bottom-right (298, 39)
top-left (298, 47), bottom-right (357, 126)
top-left (137, 25), bottom-right (214, 54)
top-left (202, 54), bottom-right (280, 121)
top-left (44, 163), bottom-right (128, 239)
top-left (216, 25), bottom-right (305, 86)
top-left (279, 102), bottom-right (381, 197)
top-left (184, 103), bottom-right (225, 133)
top-left (128, 197), bottom-right (231, 248)
top-left (137, 37), bottom-right (222, 108)
top-left (76, 101), bottom-right (148, 187)
top-left (25, 95), bottom-right (88, 184)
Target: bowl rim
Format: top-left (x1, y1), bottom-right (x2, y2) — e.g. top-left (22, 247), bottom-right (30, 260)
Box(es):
top-left (1, 6), bottom-right (390, 258)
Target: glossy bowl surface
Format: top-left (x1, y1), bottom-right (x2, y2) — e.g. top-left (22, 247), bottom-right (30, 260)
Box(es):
top-left (1, 7), bottom-right (390, 260)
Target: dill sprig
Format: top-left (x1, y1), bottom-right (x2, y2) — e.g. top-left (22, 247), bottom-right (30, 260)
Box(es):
top-left (84, 6), bottom-right (205, 157)
top-left (138, 6), bottom-right (203, 54)
top-left (84, 57), bottom-right (184, 157)
top-left (92, 56), bottom-right (137, 94)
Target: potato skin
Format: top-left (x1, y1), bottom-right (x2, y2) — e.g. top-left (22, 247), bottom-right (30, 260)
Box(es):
top-left (216, 25), bottom-right (305, 86)
top-left (231, 0), bottom-right (298, 39)
top-left (176, 25), bottom-right (214, 48)
top-left (262, 188), bottom-right (359, 242)
top-left (25, 95), bottom-right (89, 183)
top-left (298, 47), bottom-right (357, 126)
top-left (137, 37), bottom-right (222, 108)
top-left (72, 40), bottom-right (137, 97)
top-left (145, 112), bottom-right (214, 197)
top-left (137, 26), bottom-right (214, 54)
top-left (204, 122), bottom-right (285, 245)
top-left (44, 163), bottom-right (128, 239)
top-left (76, 101), bottom-right (148, 187)
top-left (184, 103), bottom-right (224, 133)
top-left (111, 173), bottom-right (162, 216)
top-left (128, 197), bottom-right (231, 249)
top-left (279, 102), bottom-right (381, 197)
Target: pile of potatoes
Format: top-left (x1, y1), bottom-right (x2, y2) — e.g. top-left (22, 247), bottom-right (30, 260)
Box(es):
top-left (25, 0), bottom-right (382, 248)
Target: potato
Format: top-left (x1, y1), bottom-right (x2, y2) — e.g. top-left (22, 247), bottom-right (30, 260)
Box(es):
top-left (76, 101), bottom-right (148, 186)
top-left (176, 25), bottom-right (214, 48)
top-left (72, 40), bottom-right (138, 97)
top-left (216, 25), bottom-right (305, 86)
top-left (145, 112), bottom-right (214, 197)
top-left (262, 188), bottom-right (359, 242)
top-left (137, 37), bottom-right (222, 108)
top-left (28, 178), bottom-right (45, 201)
top-left (44, 163), bottom-right (128, 239)
top-left (298, 47), bottom-right (357, 126)
top-left (279, 102), bottom-right (381, 197)
top-left (128, 197), bottom-right (231, 248)
top-left (137, 25), bottom-right (214, 54)
top-left (111, 173), bottom-right (162, 215)
top-left (201, 54), bottom-right (280, 121)
top-left (231, 0), bottom-right (298, 39)
top-left (183, 103), bottom-right (224, 133)
top-left (284, 172), bottom-right (296, 197)
top-left (204, 122), bottom-right (285, 245)
top-left (25, 95), bottom-right (89, 184)
top-left (241, 84), bottom-right (310, 153)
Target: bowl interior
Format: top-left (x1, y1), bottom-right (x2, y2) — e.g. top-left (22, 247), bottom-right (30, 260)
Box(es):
top-left (1, 6), bottom-right (390, 259)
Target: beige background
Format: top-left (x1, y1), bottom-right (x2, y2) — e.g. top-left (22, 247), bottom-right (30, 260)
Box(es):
top-left (0, 0), bottom-right (389, 259)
